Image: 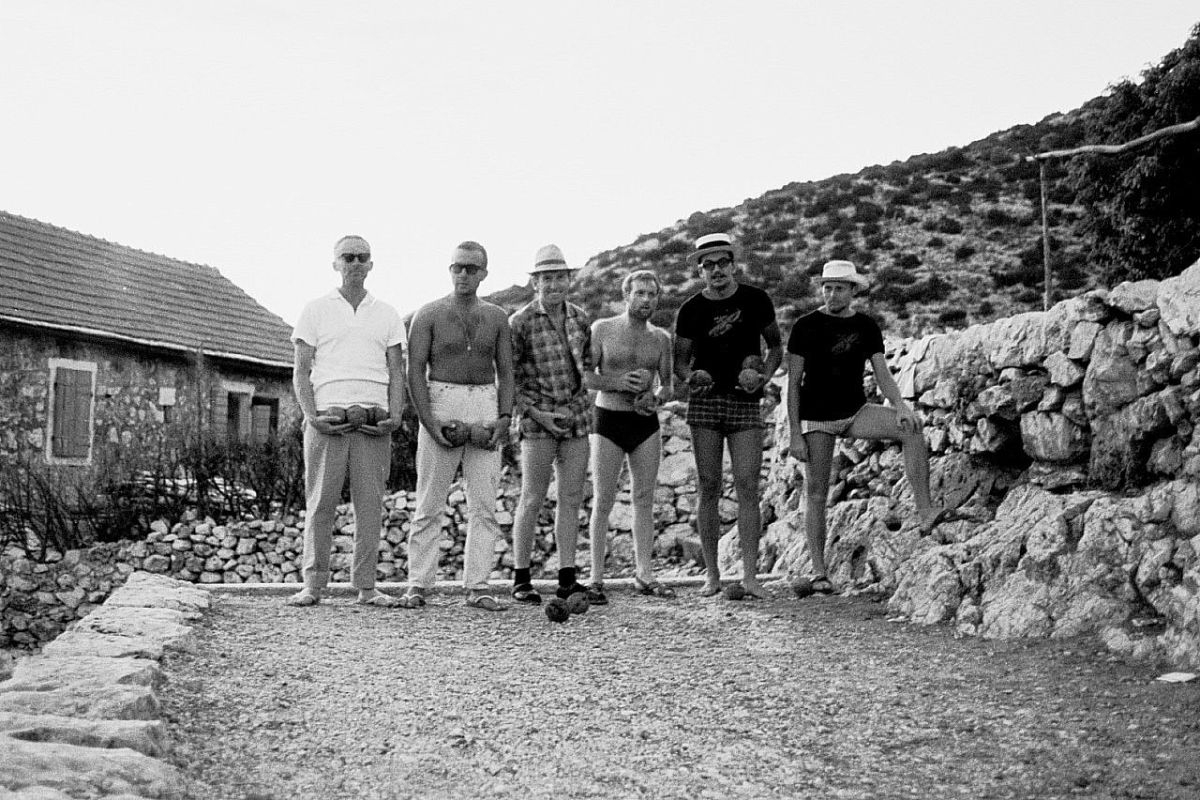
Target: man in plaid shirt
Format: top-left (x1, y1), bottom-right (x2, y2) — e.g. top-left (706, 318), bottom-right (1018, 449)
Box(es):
top-left (508, 244), bottom-right (599, 605)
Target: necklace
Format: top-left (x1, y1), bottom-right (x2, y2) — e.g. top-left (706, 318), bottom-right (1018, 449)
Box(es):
top-left (454, 304), bottom-right (477, 353)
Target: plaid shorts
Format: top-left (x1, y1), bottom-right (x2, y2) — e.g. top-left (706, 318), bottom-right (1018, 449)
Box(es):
top-left (685, 393), bottom-right (764, 434)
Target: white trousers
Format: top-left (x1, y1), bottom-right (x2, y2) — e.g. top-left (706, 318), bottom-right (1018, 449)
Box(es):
top-left (407, 382), bottom-right (501, 590)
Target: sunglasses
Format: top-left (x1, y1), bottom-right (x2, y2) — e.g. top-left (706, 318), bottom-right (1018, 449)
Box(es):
top-left (450, 263), bottom-right (484, 274)
top-left (339, 253), bottom-right (371, 264)
top-left (699, 256), bottom-right (733, 269)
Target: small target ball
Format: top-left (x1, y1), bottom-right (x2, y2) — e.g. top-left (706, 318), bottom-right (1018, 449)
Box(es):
top-left (722, 584), bottom-right (746, 601)
top-left (565, 592), bottom-right (590, 615)
top-left (791, 577), bottom-right (815, 598)
top-left (544, 598), bottom-right (570, 623)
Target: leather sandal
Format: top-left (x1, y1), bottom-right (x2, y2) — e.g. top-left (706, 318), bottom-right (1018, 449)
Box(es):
top-left (511, 582), bottom-right (542, 605)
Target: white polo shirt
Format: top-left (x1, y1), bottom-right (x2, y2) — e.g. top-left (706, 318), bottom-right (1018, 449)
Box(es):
top-left (292, 291), bottom-right (405, 409)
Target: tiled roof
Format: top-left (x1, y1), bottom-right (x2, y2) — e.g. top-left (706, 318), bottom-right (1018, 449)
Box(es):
top-left (0, 210), bottom-right (293, 368)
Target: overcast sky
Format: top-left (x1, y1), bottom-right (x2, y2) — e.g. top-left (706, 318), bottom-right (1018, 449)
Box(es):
top-left (1, 1), bottom-right (1196, 324)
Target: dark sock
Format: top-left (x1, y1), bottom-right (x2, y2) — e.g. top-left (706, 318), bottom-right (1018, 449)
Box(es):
top-left (557, 567), bottom-right (576, 587)
top-left (514, 568), bottom-right (531, 586)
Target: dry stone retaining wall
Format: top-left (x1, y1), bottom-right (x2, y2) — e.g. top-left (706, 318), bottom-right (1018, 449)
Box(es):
top-left (3, 404), bottom-right (771, 649)
top-left (744, 260), bottom-right (1200, 667)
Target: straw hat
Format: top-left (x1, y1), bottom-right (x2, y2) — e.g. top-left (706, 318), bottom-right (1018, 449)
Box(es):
top-left (530, 244), bottom-right (578, 274)
top-left (816, 260), bottom-right (868, 290)
top-left (687, 233), bottom-right (738, 264)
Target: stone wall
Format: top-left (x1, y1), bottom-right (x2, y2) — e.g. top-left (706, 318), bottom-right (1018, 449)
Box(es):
top-left (745, 260), bottom-right (1200, 666)
top-left (0, 572), bottom-right (211, 799)
top-left (2, 402), bottom-right (769, 649)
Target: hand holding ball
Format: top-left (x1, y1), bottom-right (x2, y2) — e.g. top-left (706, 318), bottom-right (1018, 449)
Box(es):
top-left (440, 421), bottom-right (470, 447)
top-left (687, 370), bottom-right (714, 396)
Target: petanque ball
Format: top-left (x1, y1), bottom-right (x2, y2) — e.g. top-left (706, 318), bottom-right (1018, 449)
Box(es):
top-left (345, 405), bottom-right (370, 427)
top-left (565, 592), bottom-right (590, 615)
top-left (441, 421), bottom-right (470, 447)
top-left (722, 584), bottom-right (746, 601)
top-left (791, 577), bottom-right (815, 598)
top-left (467, 423), bottom-right (494, 448)
top-left (544, 598), bottom-right (570, 623)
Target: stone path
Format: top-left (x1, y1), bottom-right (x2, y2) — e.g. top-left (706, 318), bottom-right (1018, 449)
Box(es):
top-left (160, 584), bottom-right (1200, 800)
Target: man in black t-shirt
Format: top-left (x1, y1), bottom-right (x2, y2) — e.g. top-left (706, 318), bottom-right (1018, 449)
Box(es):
top-left (787, 260), bottom-right (963, 595)
top-left (675, 233), bottom-right (783, 599)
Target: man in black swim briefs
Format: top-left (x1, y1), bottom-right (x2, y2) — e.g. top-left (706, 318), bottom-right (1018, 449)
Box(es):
top-left (787, 260), bottom-right (968, 595)
top-left (585, 269), bottom-right (675, 601)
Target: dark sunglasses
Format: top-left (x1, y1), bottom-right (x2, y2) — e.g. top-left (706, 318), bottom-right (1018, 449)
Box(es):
top-left (339, 252), bottom-right (371, 264)
top-left (450, 263), bottom-right (484, 274)
top-left (699, 256), bottom-right (733, 269)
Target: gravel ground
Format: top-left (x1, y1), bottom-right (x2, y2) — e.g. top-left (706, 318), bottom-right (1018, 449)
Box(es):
top-left (160, 585), bottom-right (1200, 800)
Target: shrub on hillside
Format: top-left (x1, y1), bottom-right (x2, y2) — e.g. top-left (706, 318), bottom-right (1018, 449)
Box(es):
top-left (686, 210), bottom-right (735, 236)
top-left (761, 220), bottom-right (794, 242)
top-left (1072, 22), bottom-right (1200, 281)
top-left (875, 265), bottom-right (918, 286)
top-left (937, 307), bottom-right (968, 327)
top-left (896, 253), bottom-right (921, 269)
top-left (954, 244), bottom-right (977, 261)
top-left (852, 201), bottom-right (885, 224)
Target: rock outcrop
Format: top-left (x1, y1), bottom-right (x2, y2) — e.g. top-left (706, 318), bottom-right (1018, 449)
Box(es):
top-left (745, 260), bottom-right (1200, 666)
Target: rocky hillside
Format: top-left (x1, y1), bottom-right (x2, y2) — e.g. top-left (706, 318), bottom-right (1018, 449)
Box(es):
top-left (488, 100), bottom-right (1110, 336)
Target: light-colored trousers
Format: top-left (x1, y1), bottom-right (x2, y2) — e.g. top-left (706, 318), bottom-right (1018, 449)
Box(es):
top-left (407, 382), bottom-right (501, 590)
top-left (301, 425), bottom-right (391, 591)
top-left (511, 434), bottom-right (590, 567)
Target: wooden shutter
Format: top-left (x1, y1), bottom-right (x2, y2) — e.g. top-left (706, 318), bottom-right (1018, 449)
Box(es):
top-left (211, 386), bottom-right (229, 433)
top-left (52, 367), bottom-right (93, 458)
top-left (251, 401), bottom-right (274, 444)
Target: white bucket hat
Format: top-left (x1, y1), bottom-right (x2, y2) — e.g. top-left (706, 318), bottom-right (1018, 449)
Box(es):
top-left (817, 260), bottom-right (868, 290)
top-left (687, 233), bottom-right (738, 264)
top-left (530, 244), bottom-right (578, 274)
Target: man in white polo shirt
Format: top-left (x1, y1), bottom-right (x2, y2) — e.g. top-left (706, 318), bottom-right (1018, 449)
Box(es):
top-left (288, 234), bottom-right (407, 607)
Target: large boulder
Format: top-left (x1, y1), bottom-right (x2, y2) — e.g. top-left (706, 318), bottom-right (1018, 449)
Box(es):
top-left (1157, 259), bottom-right (1200, 337)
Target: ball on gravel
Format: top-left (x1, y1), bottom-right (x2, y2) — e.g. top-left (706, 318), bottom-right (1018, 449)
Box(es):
top-left (544, 598), bottom-right (570, 623)
top-left (791, 577), bottom-right (815, 598)
top-left (565, 592), bottom-right (590, 615)
top-left (722, 584), bottom-right (746, 601)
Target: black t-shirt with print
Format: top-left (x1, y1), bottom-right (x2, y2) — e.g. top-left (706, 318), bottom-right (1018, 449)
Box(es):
top-left (675, 283), bottom-right (775, 398)
top-left (787, 309), bottom-right (885, 420)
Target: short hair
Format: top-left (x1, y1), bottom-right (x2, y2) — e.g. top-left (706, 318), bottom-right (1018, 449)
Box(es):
top-left (622, 269), bottom-right (661, 297)
top-left (335, 234), bottom-right (368, 251)
top-left (454, 240), bottom-right (488, 267)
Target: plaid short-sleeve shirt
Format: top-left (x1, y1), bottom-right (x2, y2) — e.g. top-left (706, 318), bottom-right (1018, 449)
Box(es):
top-left (509, 299), bottom-right (592, 439)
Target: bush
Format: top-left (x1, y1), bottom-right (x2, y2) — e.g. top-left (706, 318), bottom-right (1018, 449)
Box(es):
top-left (852, 201), bottom-right (885, 224)
top-left (896, 253), bottom-right (922, 269)
top-left (686, 210), bottom-right (735, 237)
top-left (954, 244), bottom-right (977, 261)
top-left (937, 308), bottom-right (968, 327)
top-left (760, 220), bottom-right (794, 242)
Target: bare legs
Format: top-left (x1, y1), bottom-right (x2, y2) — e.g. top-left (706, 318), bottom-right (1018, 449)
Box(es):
top-left (803, 404), bottom-right (935, 581)
top-left (691, 426), bottom-right (766, 597)
top-left (589, 430), bottom-right (662, 585)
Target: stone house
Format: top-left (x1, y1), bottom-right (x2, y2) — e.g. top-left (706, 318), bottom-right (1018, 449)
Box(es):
top-left (0, 210), bottom-right (297, 470)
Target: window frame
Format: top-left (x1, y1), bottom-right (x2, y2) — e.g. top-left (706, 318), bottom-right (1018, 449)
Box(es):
top-left (46, 358), bottom-right (98, 465)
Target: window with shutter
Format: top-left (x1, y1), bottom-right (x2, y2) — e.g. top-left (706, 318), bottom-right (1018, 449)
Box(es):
top-left (48, 361), bottom-right (96, 462)
top-left (251, 398), bottom-right (278, 443)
